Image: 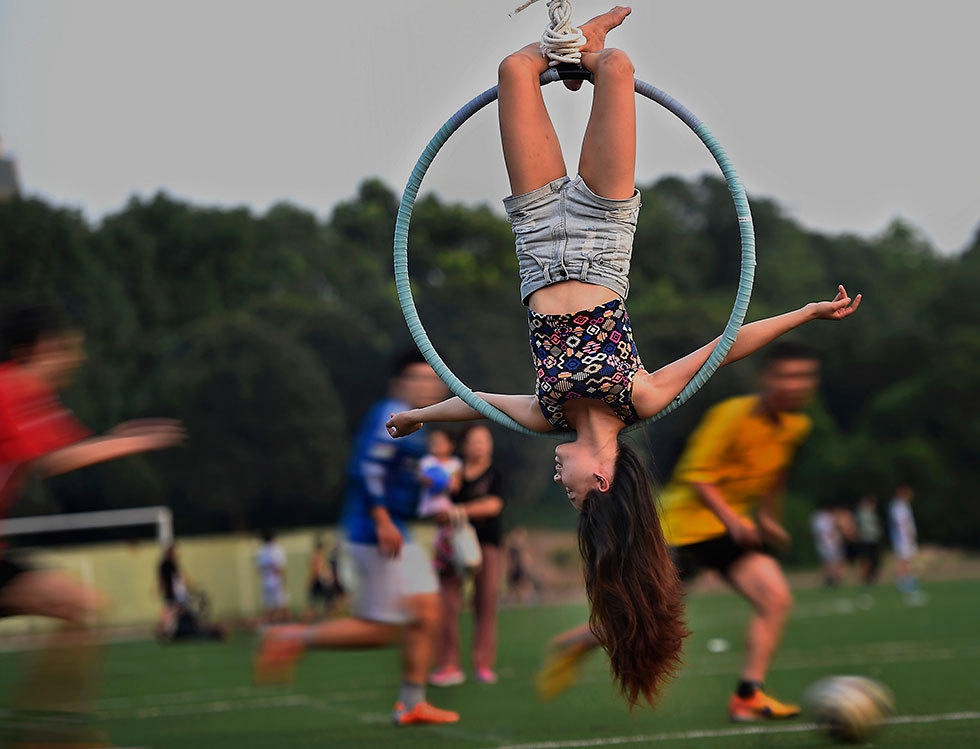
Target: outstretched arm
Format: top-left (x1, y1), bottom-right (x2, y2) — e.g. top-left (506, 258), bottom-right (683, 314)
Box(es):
top-left (386, 393), bottom-right (552, 437)
top-left (34, 420), bottom-right (185, 477)
top-left (633, 285), bottom-right (861, 419)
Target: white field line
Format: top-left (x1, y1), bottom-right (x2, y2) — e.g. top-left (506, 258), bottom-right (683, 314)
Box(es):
top-left (100, 693), bottom-right (314, 720)
top-left (488, 711), bottom-right (980, 749)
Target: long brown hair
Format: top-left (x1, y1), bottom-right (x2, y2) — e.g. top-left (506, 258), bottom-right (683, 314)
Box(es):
top-left (578, 441), bottom-right (688, 708)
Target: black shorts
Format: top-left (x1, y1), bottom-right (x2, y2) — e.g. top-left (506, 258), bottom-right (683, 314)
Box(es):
top-left (0, 556), bottom-right (35, 616)
top-left (671, 535), bottom-right (772, 582)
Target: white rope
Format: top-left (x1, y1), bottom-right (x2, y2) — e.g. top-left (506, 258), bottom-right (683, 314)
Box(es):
top-left (511, 0), bottom-right (586, 67)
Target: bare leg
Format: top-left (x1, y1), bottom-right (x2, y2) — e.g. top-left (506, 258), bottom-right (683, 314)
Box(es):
top-left (436, 574), bottom-right (464, 671)
top-left (0, 570), bottom-right (105, 723)
top-left (471, 545), bottom-right (501, 672)
top-left (301, 616), bottom-right (401, 648)
top-left (498, 7), bottom-right (633, 196)
top-left (578, 48), bottom-right (636, 200)
top-left (498, 44), bottom-right (566, 196)
top-left (551, 621), bottom-right (599, 651)
top-left (400, 592), bottom-right (441, 685)
top-left (726, 553), bottom-right (794, 684)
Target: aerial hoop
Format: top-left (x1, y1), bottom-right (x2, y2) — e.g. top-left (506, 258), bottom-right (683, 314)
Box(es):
top-left (393, 67), bottom-right (756, 437)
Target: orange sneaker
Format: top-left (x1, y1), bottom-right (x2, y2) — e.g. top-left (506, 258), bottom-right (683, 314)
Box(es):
top-left (391, 701), bottom-right (460, 726)
top-left (728, 689), bottom-right (801, 721)
top-left (253, 626), bottom-right (305, 685)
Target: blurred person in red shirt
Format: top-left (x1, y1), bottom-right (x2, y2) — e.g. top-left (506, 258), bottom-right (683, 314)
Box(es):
top-left (0, 303), bottom-right (183, 745)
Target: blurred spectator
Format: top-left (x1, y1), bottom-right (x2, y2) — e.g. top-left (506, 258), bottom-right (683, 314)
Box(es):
top-left (156, 543), bottom-right (227, 642)
top-left (417, 428), bottom-right (462, 519)
top-left (429, 424), bottom-right (505, 687)
top-left (889, 485), bottom-right (919, 593)
top-left (504, 526), bottom-right (542, 604)
top-left (854, 495), bottom-right (883, 584)
top-left (811, 508), bottom-right (845, 587)
top-left (256, 529), bottom-right (290, 623)
top-left (304, 537), bottom-right (343, 621)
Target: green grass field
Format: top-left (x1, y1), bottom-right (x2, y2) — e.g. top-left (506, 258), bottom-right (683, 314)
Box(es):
top-left (1, 578), bottom-right (978, 748)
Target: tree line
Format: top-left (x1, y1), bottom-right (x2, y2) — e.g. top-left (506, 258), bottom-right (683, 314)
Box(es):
top-left (1, 176), bottom-right (978, 554)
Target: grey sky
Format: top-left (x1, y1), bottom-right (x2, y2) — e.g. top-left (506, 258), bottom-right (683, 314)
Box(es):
top-left (1, 1), bottom-right (977, 254)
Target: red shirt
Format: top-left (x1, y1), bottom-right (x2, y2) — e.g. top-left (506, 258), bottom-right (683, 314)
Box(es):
top-left (0, 362), bottom-right (90, 519)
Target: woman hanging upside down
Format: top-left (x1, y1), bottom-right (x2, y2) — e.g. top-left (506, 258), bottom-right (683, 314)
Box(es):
top-left (387, 6), bottom-right (861, 708)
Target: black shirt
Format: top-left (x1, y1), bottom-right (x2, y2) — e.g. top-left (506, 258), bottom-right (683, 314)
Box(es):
top-left (159, 558), bottom-right (178, 603)
top-left (452, 465), bottom-right (504, 547)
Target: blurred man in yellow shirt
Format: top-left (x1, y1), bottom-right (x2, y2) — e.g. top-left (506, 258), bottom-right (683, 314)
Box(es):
top-left (661, 341), bottom-right (817, 721)
top-left (538, 342), bottom-right (819, 722)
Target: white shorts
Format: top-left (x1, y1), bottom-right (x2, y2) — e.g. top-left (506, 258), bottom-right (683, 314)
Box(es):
top-left (891, 535), bottom-right (918, 561)
top-left (344, 541), bottom-right (438, 625)
top-left (814, 535), bottom-right (844, 564)
top-left (261, 583), bottom-right (288, 610)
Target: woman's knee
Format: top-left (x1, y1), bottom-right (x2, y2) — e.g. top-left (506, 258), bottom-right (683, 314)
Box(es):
top-left (594, 48), bottom-right (634, 79)
top-left (498, 50), bottom-right (540, 82)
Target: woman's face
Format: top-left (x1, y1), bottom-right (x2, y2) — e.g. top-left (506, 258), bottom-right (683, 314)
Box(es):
top-left (554, 442), bottom-right (607, 511)
top-left (461, 425), bottom-right (494, 462)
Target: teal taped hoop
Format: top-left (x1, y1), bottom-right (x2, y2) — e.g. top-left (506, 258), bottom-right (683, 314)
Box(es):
top-left (394, 68), bottom-right (755, 437)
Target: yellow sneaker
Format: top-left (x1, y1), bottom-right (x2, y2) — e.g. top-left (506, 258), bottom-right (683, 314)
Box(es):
top-left (535, 641), bottom-right (592, 701)
top-left (391, 701), bottom-right (460, 726)
top-left (728, 689), bottom-right (801, 721)
top-left (253, 626), bottom-right (305, 686)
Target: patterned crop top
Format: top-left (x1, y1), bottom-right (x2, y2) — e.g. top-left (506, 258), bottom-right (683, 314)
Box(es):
top-left (528, 298), bottom-right (644, 431)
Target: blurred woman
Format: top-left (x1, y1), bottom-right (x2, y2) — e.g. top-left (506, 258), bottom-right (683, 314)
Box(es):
top-left (429, 425), bottom-right (506, 686)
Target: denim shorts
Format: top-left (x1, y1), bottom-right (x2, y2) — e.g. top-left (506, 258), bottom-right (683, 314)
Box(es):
top-left (503, 175), bottom-right (642, 305)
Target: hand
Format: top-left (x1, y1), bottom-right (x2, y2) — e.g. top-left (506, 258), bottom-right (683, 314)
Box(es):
top-left (375, 518), bottom-right (404, 558)
top-left (810, 285), bottom-right (862, 321)
top-left (727, 518), bottom-right (762, 549)
top-left (386, 412), bottom-right (422, 438)
top-left (757, 511), bottom-right (791, 552)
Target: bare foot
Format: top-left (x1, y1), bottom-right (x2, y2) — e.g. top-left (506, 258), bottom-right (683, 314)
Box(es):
top-left (579, 6), bottom-right (631, 54)
top-left (561, 6), bottom-right (631, 90)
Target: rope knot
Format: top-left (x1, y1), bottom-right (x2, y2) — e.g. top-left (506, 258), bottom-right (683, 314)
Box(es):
top-left (512, 0), bottom-right (587, 66)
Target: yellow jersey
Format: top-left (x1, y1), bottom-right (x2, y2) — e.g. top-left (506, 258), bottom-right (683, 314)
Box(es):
top-left (660, 395), bottom-right (811, 547)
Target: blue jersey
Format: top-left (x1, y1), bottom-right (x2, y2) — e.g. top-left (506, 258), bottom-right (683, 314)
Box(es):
top-left (340, 397), bottom-right (427, 544)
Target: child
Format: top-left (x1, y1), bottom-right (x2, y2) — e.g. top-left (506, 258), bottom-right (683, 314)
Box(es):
top-left (417, 428), bottom-right (462, 518)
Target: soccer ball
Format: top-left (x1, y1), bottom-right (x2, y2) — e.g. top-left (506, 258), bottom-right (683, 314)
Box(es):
top-left (802, 675), bottom-right (895, 743)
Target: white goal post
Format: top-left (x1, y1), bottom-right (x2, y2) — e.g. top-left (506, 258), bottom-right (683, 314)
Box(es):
top-left (0, 506), bottom-right (173, 546)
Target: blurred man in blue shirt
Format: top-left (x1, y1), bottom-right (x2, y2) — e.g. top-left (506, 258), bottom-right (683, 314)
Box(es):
top-left (256, 351), bottom-right (461, 726)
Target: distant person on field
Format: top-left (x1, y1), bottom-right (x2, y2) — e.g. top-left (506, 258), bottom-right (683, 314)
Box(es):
top-left (888, 485), bottom-right (919, 593)
top-left (854, 494), bottom-right (883, 584)
top-left (157, 542), bottom-right (227, 642)
top-left (256, 530), bottom-right (290, 623)
top-left (810, 507), bottom-right (845, 587)
top-left (305, 537), bottom-right (342, 621)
